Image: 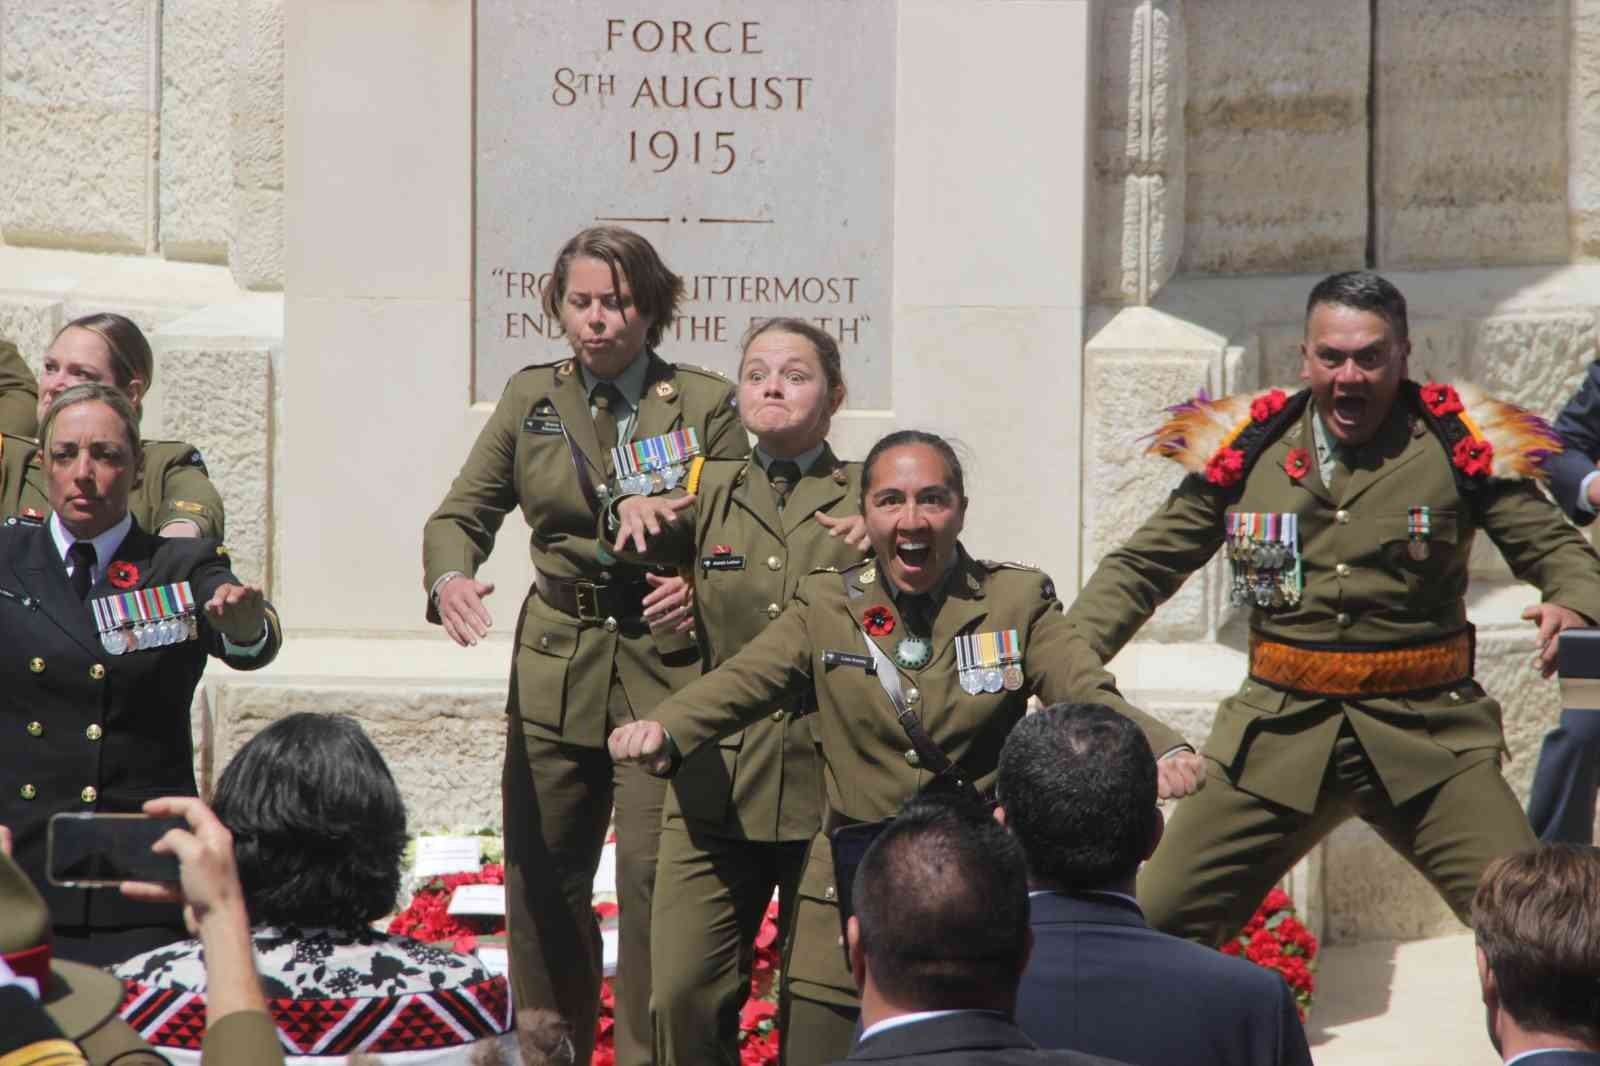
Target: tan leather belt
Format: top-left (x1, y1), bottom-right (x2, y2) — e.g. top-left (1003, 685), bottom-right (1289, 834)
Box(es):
top-left (1248, 629), bottom-right (1473, 698)
top-left (533, 568), bottom-right (649, 624)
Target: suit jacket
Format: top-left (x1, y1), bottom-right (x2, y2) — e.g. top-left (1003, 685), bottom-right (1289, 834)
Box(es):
top-left (1546, 359), bottom-right (1600, 526)
top-left (422, 353), bottom-right (748, 746)
top-left (0, 516), bottom-right (280, 929)
top-left (613, 450), bottom-right (867, 840)
top-left (3, 434), bottom-right (226, 539)
top-left (1509, 1052), bottom-right (1600, 1064)
top-left (1067, 389), bottom-right (1600, 812)
top-left (1014, 892), bottom-right (1310, 1066)
top-left (831, 1010), bottom-right (1132, 1065)
top-left (650, 545), bottom-right (1187, 1007)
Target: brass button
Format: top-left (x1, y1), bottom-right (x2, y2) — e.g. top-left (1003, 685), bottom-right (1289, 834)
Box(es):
top-left (766, 603), bottom-right (781, 620)
top-left (80, 786), bottom-right (97, 804)
top-left (905, 748), bottom-right (921, 767)
top-left (89, 664), bottom-right (106, 680)
top-left (1448, 690), bottom-right (1462, 703)
top-left (604, 616), bottom-right (618, 633)
top-left (25, 721), bottom-right (42, 738)
top-left (1336, 612), bottom-right (1352, 626)
top-left (19, 784), bottom-right (35, 801)
top-left (538, 635), bottom-right (551, 650)
top-left (688, 628), bottom-right (697, 642)
top-left (1335, 510), bottom-right (1350, 524)
top-left (1335, 563), bottom-right (1351, 578)
top-left (770, 710), bottom-right (786, 722)
top-left (824, 885), bottom-right (836, 901)
top-left (766, 555), bottom-right (782, 571)
top-left (28, 657), bottom-right (44, 674)
top-left (86, 724), bottom-right (103, 741)
top-left (905, 687), bottom-right (921, 705)
top-left (600, 570), bottom-right (612, 581)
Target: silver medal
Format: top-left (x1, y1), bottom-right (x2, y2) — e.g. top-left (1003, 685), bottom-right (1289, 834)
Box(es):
top-left (101, 628), bottom-right (127, 656)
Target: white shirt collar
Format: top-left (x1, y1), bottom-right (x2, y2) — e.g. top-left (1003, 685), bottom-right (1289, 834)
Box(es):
top-left (49, 511), bottom-right (133, 586)
top-left (860, 1009), bottom-right (1001, 1043)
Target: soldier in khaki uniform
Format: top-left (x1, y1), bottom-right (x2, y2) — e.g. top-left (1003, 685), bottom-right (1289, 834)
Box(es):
top-left (423, 227), bottom-right (747, 1066)
top-left (611, 431), bottom-right (1202, 1065)
top-left (0, 315), bottom-right (224, 538)
top-left (608, 319), bottom-right (870, 1066)
top-left (1065, 271), bottom-right (1600, 946)
top-left (0, 337), bottom-right (39, 438)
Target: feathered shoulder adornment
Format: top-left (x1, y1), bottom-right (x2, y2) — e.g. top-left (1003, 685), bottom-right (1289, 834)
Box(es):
top-left (1411, 381), bottom-right (1560, 486)
top-left (1146, 387), bottom-right (1311, 489)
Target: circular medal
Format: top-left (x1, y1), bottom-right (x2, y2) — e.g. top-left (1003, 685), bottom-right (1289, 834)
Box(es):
top-left (981, 668), bottom-right (1004, 694)
top-left (132, 623), bottom-right (150, 651)
top-left (162, 619), bottom-right (181, 645)
top-left (1408, 539), bottom-right (1429, 561)
top-left (894, 637), bottom-right (931, 670)
top-left (959, 670), bottom-right (983, 696)
top-left (101, 628), bottom-right (127, 656)
top-left (1001, 665), bottom-right (1024, 692)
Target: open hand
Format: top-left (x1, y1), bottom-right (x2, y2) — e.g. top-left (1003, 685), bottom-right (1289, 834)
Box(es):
top-left (205, 583), bottom-right (267, 644)
top-left (643, 572), bottom-right (695, 634)
top-left (813, 511), bottom-right (871, 551)
top-left (1522, 603), bottom-right (1588, 678)
top-left (438, 575), bottom-right (495, 647)
top-left (613, 494), bottom-right (696, 554)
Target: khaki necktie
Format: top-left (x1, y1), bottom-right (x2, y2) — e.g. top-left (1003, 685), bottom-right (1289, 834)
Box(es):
top-left (767, 460), bottom-right (801, 511)
top-left (592, 381), bottom-right (623, 452)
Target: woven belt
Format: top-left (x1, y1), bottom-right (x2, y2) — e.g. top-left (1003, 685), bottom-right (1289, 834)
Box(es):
top-left (1248, 629), bottom-right (1473, 698)
top-left (533, 568), bottom-right (649, 624)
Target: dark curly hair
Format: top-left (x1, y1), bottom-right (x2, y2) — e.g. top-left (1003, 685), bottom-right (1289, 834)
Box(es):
top-left (212, 713), bottom-right (408, 931)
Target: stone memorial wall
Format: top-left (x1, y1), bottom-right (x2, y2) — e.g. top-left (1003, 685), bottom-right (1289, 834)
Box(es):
top-left (475, 1), bottom-right (894, 405)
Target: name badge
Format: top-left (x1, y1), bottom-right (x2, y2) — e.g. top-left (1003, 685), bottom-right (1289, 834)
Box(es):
top-left (523, 416), bottom-right (563, 434)
top-left (702, 555), bottom-right (746, 572)
top-left (822, 650), bottom-right (877, 674)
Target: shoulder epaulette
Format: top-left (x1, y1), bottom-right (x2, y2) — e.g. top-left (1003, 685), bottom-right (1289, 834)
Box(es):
top-left (808, 565), bottom-right (842, 575)
top-left (0, 431), bottom-right (39, 446)
top-left (1146, 387), bottom-right (1312, 489)
top-left (980, 559), bottom-right (1040, 573)
top-left (1412, 381), bottom-right (1560, 487)
top-left (672, 363), bottom-right (734, 385)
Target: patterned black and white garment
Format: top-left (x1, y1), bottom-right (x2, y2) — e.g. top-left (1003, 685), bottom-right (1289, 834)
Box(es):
top-left (115, 926), bottom-right (515, 1064)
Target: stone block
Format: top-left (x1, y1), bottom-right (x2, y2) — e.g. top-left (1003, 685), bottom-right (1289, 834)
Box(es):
top-left (207, 677), bottom-right (508, 833)
top-left (1474, 623), bottom-right (1559, 802)
top-left (0, 293), bottom-right (65, 372)
top-left (1375, 1), bottom-right (1568, 268)
top-left (1323, 821), bottom-right (1463, 944)
top-left (1090, 1), bottom-right (1185, 304)
top-left (1181, 0), bottom-right (1367, 275)
top-left (1469, 314), bottom-right (1596, 423)
top-left (157, 347), bottom-right (272, 589)
top-left (231, 0), bottom-right (285, 290)
top-left (1083, 308), bottom-right (1227, 643)
top-left (1573, 1), bottom-right (1600, 260)
top-left (160, 0), bottom-right (234, 263)
top-left (0, 1), bottom-right (155, 252)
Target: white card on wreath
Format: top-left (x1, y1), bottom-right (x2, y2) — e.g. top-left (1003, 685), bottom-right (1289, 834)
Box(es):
top-left (414, 836), bottom-right (482, 879)
top-left (448, 883), bottom-right (507, 916)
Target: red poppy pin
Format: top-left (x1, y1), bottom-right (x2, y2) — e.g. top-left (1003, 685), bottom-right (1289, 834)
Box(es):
top-left (862, 605), bottom-right (895, 637)
top-left (712, 545), bottom-right (733, 556)
top-left (107, 561), bottom-right (140, 589)
top-left (1421, 382), bottom-right (1464, 416)
top-left (1284, 448), bottom-right (1311, 482)
top-left (1204, 447), bottom-right (1246, 488)
top-left (1452, 436), bottom-right (1494, 478)
top-left (1250, 389), bottom-right (1288, 423)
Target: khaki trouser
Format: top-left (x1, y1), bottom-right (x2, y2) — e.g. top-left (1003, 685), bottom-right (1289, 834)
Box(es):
top-left (503, 676), bottom-right (665, 1066)
top-left (1139, 722), bottom-right (1537, 944)
top-left (651, 823), bottom-right (808, 1066)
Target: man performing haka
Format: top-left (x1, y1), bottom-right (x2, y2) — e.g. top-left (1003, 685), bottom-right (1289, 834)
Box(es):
top-left (1066, 270), bottom-right (1600, 944)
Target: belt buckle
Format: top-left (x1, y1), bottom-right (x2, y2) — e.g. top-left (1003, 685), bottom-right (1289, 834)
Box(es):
top-left (574, 582), bottom-right (602, 622)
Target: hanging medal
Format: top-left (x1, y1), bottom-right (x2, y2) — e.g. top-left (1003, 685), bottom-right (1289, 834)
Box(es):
top-left (998, 629), bottom-right (1024, 692)
top-left (1408, 506), bottom-right (1430, 561)
top-left (610, 427), bottom-right (702, 496)
top-left (956, 634), bottom-right (982, 694)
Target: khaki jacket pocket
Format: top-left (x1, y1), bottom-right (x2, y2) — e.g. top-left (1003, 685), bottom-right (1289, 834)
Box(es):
top-left (1203, 682), bottom-right (1289, 770)
top-left (1403, 681), bottom-right (1505, 754)
top-left (515, 617), bottom-right (579, 731)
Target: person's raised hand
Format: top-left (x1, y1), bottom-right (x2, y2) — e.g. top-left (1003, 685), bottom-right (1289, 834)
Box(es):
top-left (439, 575), bottom-right (496, 647)
top-left (205, 583), bottom-right (267, 644)
top-left (813, 511), bottom-right (871, 551)
top-left (1522, 603), bottom-right (1588, 678)
top-left (613, 494), bottom-right (696, 554)
top-left (120, 796), bottom-right (247, 937)
top-left (1156, 750), bottom-right (1207, 799)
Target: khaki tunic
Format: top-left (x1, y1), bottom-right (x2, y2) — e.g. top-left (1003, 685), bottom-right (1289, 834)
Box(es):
top-left (617, 449), bottom-right (866, 839)
top-left (0, 340), bottom-right (37, 439)
top-left (423, 354), bottom-right (748, 745)
top-left (649, 547), bottom-right (1187, 1005)
top-left (1066, 393), bottom-right (1600, 813)
top-left (2, 434), bottom-right (225, 540)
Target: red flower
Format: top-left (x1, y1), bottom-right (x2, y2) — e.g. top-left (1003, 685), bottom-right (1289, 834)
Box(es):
top-left (1205, 447), bottom-right (1246, 488)
top-left (1250, 389), bottom-right (1288, 423)
top-left (1421, 382), bottom-right (1464, 416)
top-left (107, 561), bottom-right (139, 589)
top-left (1452, 436), bottom-right (1494, 478)
top-left (862, 606), bottom-right (895, 636)
top-left (1283, 448), bottom-right (1310, 482)
top-left (1261, 888), bottom-right (1292, 914)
